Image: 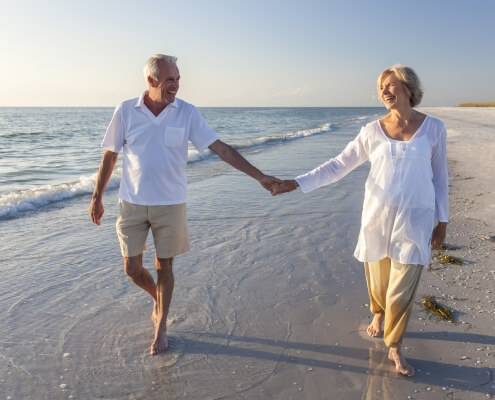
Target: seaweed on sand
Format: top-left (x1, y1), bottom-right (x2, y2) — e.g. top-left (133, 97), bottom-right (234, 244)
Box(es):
top-left (435, 253), bottom-right (464, 265)
top-left (421, 296), bottom-right (455, 322)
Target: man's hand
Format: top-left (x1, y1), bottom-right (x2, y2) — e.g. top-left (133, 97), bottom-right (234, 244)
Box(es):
top-left (271, 179), bottom-right (299, 196)
top-left (260, 175), bottom-right (283, 192)
top-left (89, 150), bottom-right (118, 226)
top-left (431, 222), bottom-right (447, 249)
top-left (89, 198), bottom-right (104, 225)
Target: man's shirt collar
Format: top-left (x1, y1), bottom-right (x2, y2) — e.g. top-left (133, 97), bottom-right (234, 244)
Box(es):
top-left (135, 91), bottom-right (178, 110)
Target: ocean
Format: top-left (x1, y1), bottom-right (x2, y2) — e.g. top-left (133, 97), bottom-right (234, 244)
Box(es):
top-left (0, 106), bottom-right (384, 399)
top-left (0, 107), bottom-right (382, 220)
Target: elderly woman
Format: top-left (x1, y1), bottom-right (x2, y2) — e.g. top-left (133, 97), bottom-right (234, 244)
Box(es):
top-left (272, 65), bottom-right (448, 377)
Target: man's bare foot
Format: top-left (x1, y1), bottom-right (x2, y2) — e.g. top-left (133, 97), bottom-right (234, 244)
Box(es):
top-left (388, 347), bottom-right (415, 377)
top-left (367, 312), bottom-right (384, 337)
top-left (150, 328), bottom-right (168, 355)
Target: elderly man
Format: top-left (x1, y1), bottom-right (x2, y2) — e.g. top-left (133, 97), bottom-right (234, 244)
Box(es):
top-left (89, 54), bottom-right (279, 355)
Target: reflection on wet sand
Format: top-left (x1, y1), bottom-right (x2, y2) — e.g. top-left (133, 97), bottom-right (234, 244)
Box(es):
top-left (362, 342), bottom-right (406, 400)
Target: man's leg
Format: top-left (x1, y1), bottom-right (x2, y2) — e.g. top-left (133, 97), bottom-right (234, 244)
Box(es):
top-left (150, 257), bottom-right (174, 355)
top-left (124, 254), bottom-right (158, 324)
top-left (118, 200), bottom-right (156, 314)
top-left (124, 254), bottom-right (157, 300)
top-left (148, 202), bottom-right (188, 355)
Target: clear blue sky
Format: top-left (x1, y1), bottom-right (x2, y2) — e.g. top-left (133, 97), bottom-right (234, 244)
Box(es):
top-left (1, 0), bottom-right (494, 107)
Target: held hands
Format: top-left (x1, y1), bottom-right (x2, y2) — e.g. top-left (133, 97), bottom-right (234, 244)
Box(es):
top-left (259, 175), bottom-right (299, 196)
top-left (259, 175), bottom-right (283, 192)
top-left (271, 179), bottom-right (299, 196)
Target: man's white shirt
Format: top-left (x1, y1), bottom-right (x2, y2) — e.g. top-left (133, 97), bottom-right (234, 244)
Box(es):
top-left (102, 92), bottom-right (218, 205)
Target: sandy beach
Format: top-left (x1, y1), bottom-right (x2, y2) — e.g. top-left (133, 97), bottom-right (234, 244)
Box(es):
top-left (1, 107), bottom-right (494, 399)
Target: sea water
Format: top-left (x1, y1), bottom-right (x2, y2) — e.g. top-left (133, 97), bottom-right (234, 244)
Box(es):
top-left (0, 106), bottom-right (384, 399)
top-left (0, 107), bottom-right (382, 219)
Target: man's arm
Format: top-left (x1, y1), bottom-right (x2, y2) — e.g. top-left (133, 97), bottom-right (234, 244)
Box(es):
top-left (208, 140), bottom-right (281, 191)
top-left (89, 150), bottom-right (118, 225)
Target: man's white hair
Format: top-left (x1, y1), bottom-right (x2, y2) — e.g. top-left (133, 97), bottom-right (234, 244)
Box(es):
top-left (143, 54), bottom-right (177, 82)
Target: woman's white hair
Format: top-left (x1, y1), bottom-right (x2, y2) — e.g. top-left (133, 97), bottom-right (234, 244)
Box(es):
top-left (377, 64), bottom-right (423, 107)
top-left (143, 54), bottom-right (178, 82)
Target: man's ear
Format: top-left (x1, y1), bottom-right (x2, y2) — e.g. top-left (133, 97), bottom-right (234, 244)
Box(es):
top-left (147, 76), bottom-right (156, 88)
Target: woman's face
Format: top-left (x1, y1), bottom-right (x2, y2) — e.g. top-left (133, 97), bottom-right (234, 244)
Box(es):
top-left (379, 73), bottom-right (410, 110)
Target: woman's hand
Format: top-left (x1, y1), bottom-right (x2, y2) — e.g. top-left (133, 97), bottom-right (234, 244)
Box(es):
top-left (431, 222), bottom-right (448, 249)
top-left (271, 179), bottom-right (299, 196)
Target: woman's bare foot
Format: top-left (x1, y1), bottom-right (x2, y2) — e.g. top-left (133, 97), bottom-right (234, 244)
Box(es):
top-left (367, 312), bottom-right (384, 337)
top-left (150, 327), bottom-right (168, 355)
top-left (388, 346), bottom-right (415, 377)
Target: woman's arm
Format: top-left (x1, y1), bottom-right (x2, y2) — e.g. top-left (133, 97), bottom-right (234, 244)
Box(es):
top-left (431, 123), bottom-right (449, 247)
top-left (431, 124), bottom-right (449, 223)
top-left (294, 127), bottom-right (370, 193)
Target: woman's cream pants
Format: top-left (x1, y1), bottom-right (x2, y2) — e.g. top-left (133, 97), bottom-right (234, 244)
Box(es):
top-left (364, 257), bottom-right (423, 346)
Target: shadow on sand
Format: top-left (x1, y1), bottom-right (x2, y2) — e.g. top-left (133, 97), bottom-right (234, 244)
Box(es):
top-left (166, 330), bottom-right (493, 396)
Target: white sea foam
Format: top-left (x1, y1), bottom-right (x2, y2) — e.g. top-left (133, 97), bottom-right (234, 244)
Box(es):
top-left (187, 122), bottom-right (333, 163)
top-left (0, 122), bottom-right (337, 219)
top-left (0, 173), bottom-right (121, 219)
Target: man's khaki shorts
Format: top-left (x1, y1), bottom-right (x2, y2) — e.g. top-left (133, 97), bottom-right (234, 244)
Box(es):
top-left (116, 200), bottom-right (190, 259)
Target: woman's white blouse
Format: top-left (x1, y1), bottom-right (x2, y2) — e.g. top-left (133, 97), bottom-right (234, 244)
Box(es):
top-left (296, 116), bottom-right (449, 266)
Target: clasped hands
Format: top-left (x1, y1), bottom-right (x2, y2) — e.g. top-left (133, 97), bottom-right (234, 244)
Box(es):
top-left (260, 176), bottom-right (299, 196)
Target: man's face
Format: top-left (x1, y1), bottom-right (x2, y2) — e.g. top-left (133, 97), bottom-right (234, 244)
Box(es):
top-left (153, 62), bottom-right (180, 104)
